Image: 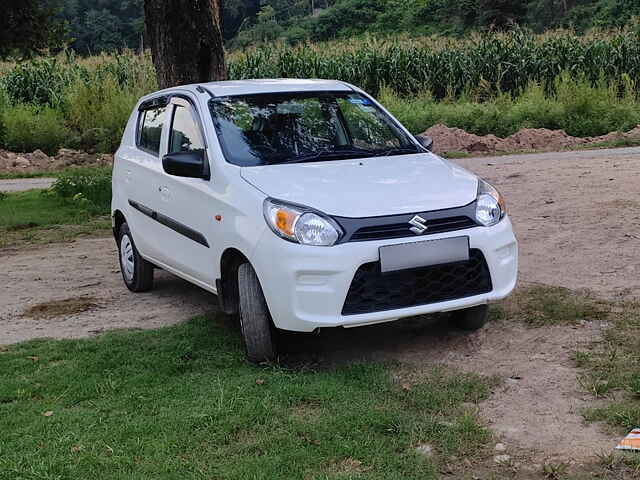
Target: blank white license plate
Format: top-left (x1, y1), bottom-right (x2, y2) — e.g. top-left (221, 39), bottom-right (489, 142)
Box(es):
top-left (379, 237), bottom-right (469, 273)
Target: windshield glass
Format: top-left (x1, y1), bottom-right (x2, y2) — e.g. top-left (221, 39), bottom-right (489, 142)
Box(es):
top-left (208, 91), bottom-right (420, 166)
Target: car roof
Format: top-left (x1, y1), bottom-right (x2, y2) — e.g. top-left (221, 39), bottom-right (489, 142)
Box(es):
top-left (148, 79), bottom-right (355, 99)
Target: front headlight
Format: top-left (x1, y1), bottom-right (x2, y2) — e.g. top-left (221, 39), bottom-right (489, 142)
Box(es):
top-left (475, 179), bottom-right (506, 227)
top-left (263, 199), bottom-right (342, 246)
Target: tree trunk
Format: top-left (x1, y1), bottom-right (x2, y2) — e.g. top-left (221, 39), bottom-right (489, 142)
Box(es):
top-left (144, 0), bottom-right (226, 89)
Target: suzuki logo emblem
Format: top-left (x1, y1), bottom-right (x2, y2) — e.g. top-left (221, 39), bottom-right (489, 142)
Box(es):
top-left (409, 215), bottom-right (428, 235)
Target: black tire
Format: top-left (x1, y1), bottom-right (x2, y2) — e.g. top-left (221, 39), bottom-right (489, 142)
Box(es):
top-left (117, 222), bottom-right (154, 292)
top-left (237, 263), bottom-right (276, 363)
top-left (450, 305), bottom-right (489, 331)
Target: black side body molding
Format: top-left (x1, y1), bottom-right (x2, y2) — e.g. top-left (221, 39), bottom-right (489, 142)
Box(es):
top-left (128, 200), bottom-right (210, 248)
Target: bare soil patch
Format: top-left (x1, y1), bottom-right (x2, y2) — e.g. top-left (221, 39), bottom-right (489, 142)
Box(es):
top-left (1, 146), bottom-right (639, 468)
top-left (0, 238), bottom-right (215, 344)
top-left (425, 123), bottom-right (640, 156)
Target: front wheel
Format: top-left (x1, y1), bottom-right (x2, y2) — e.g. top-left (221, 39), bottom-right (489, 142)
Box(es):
top-left (450, 305), bottom-right (489, 331)
top-left (237, 263), bottom-right (277, 363)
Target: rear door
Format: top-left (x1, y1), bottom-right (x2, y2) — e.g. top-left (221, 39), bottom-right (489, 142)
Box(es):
top-left (126, 100), bottom-right (170, 259)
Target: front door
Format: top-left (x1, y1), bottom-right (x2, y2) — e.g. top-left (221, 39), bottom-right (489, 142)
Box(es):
top-left (147, 96), bottom-right (217, 287)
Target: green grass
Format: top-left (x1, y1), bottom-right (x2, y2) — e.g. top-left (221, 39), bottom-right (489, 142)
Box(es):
top-left (0, 316), bottom-right (494, 479)
top-left (495, 285), bottom-right (610, 327)
top-left (0, 189), bottom-right (111, 248)
top-left (575, 298), bottom-right (640, 416)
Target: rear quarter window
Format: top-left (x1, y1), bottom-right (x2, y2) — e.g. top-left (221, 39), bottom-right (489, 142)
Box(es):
top-left (138, 106), bottom-right (167, 154)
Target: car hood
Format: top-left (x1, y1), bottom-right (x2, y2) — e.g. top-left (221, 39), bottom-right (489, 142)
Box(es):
top-left (240, 153), bottom-right (478, 217)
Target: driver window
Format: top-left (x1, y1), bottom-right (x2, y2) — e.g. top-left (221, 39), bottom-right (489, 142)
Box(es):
top-left (169, 105), bottom-right (205, 154)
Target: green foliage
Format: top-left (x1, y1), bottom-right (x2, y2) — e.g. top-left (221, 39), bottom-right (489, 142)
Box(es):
top-left (1, 31), bottom-right (639, 154)
top-left (64, 56), bottom-right (155, 153)
top-left (53, 0), bottom-right (145, 54)
top-left (0, 316), bottom-right (492, 479)
top-left (0, 51), bottom-right (155, 153)
top-left (50, 167), bottom-right (112, 214)
top-left (0, 0), bottom-right (66, 59)
top-left (0, 88), bottom-right (8, 145)
top-left (378, 73), bottom-right (640, 138)
top-left (2, 56), bottom-right (88, 107)
top-left (232, 0), bottom-right (640, 44)
top-left (3, 105), bottom-right (71, 155)
top-left (229, 30), bottom-right (640, 98)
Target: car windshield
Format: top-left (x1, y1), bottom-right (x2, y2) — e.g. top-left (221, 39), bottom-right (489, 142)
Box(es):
top-left (208, 91), bottom-right (421, 166)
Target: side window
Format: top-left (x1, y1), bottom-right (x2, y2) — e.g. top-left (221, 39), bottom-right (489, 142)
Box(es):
top-left (169, 105), bottom-right (205, 154)
top-left (138, 106), bottom-right (167, 154)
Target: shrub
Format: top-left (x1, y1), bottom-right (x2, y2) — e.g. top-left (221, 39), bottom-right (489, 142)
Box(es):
top-left (64, 76), bottom-right (141, 153)
top-left (50, 168), bottom-right (112, 214)
top-left (3, 105), bottom-right (71, 155)
top-left (62, 54), bottom-right (155, 153)
top-left (380, 73), bottom-right (640, 138)
top-left (2, 56), bottom-right (88, 108)
top-left (0, 88), bottom-right (9, 146)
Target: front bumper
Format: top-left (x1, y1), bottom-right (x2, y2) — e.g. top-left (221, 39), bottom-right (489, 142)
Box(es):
top-left (251, 216), bottom-right (518, 332)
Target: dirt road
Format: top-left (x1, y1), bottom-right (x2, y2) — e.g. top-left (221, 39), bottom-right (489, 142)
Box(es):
top-left (2, 146), bottom-right (639, 465)
top-left (0, 177), bottom-right (55, 192)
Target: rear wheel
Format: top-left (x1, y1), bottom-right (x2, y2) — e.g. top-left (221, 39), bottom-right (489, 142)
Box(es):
top-left (450, 305), bottom-right (489, 331)
top-left (117, 222), bottom-right (154, 292)
top-left (237, 263), bottom-right (277, 363)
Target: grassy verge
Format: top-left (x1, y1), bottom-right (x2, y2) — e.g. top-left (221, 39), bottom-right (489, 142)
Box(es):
top-left (0, 189), bottom-right (111, 248)
top-left (576, 298), bottom-right (640, 427)
top-left (493, 284), bottom-right (610, 327)
top-left (0, 315), bottom-right (495, 479)
top-left (491, 286), bottom-right (640, 478)
top-left (507, 286), bottom-right (640, 476)
top-left (576, 297), bottom-right (640, 475)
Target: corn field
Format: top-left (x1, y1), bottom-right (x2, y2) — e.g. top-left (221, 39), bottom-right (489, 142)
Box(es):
top-left (2, 30), bottom-right (639, 106)
top-left (0, 29), bottom-right (639, 154)
top-left (228, 30), bottom-right (640, 97)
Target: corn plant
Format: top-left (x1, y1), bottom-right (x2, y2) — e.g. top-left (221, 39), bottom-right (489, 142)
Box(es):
top-left (228, 29), bottom-right (640, 98)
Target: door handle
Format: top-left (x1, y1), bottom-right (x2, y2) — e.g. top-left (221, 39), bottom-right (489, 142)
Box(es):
top-left (158, 186), bottom-right (171, 202)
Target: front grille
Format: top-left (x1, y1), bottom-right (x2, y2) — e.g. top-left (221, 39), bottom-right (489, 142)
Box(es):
top-left (350, 216), bottom-right (476, 242)
top-left (332, 202), bottom-right (480, 244)
top-left (342, 249), bottom-right (492, 315)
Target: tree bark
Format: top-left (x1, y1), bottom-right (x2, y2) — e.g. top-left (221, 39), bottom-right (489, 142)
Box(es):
top-left (144, 0), bottom-right (226, 89)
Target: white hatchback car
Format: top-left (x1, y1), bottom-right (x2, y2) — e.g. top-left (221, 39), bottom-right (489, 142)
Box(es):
top-left (112, 79), bottom-right (517, 362)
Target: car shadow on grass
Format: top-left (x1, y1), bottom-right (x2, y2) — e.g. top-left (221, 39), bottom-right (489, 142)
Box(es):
top-left (275, 313), bottom-right (478, 368)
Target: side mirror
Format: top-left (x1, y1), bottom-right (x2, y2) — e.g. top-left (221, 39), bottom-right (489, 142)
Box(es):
top-left (415, 135), bottom-right (434, 152)
top-left (162, 151), bottom-right (210, 180)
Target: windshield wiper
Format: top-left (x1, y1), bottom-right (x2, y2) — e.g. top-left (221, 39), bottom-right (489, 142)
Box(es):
top-left (278, 148), bottom-right (376, 164)
top-left (372, 147), bottom-right (422, 157)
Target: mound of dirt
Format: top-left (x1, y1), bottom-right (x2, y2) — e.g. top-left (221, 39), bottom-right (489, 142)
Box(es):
top-left (0, 149), bottom-right (113, 175)
top-left (423, 124), bottom-right (640, 155)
